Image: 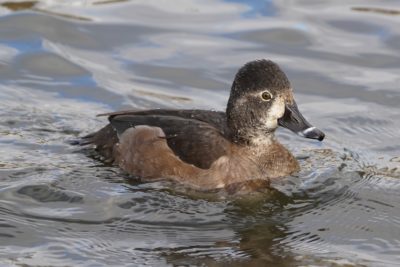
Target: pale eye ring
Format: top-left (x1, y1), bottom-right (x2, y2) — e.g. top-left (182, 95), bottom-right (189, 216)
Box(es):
top-left (261, 91), bottom-right (273, 101)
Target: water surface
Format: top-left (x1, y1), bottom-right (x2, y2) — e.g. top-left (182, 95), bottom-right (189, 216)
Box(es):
top-left (0, 0), bottom-right (400, 266)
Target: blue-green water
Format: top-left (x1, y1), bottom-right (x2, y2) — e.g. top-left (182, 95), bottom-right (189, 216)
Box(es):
top-left (0, 1), bottom-right (400, 266)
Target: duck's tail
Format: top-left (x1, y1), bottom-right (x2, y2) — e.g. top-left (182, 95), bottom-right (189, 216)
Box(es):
top-left (69, 124), bottom-right (118, 163)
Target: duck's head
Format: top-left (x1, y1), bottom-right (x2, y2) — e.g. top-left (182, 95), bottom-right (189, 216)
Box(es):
top-left (226, 59), bottom-right (325, 144)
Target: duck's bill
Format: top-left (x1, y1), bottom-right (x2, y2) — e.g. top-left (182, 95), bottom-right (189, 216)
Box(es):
top-left (278, 101), bottom-right (325, 141)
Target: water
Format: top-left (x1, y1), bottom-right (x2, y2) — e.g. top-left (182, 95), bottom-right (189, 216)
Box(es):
top-left (0, 0), bottom-right (399, 266)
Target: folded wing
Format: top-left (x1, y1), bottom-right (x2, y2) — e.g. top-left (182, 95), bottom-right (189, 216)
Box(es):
top-left (82, 109), bottom-right (230, 169)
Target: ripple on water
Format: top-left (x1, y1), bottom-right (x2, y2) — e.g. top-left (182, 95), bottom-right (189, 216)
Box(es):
top-left (270, 148), bottom-right (400, 266)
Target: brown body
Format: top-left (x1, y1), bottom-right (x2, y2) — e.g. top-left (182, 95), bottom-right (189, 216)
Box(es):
top-left (113, 126), bottom-right (299, 191)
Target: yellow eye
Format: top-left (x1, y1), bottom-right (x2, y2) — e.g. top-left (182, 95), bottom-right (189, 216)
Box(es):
top-left (261, 91), bottom-right (272, 101)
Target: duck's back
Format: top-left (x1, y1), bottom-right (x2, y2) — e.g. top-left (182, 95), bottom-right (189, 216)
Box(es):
top-left (82, 109), bottom-right (231, 169)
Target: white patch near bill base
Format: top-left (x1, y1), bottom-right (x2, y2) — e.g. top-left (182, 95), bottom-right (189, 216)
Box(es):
top-left (263, 97), bottom-right (285, 130)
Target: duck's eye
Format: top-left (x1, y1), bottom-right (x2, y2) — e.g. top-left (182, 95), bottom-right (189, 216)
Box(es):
top-left (261, 91), bottom-right (273, 101)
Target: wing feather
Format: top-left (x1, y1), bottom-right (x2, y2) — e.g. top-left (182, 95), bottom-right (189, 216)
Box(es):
top-left (82, 109), bottom-right (231, 169)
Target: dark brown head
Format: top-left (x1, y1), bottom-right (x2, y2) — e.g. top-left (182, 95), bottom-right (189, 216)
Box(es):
top-left (226, 59), bottom-right (325, 144)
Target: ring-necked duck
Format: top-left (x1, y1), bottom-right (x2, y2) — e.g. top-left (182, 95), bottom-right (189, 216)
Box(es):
top-left (82, 59), bottom-right (325, 193)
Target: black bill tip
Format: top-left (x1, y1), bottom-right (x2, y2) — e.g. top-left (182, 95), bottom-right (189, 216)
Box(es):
top-left (298, 127), bottom-right (325, 141)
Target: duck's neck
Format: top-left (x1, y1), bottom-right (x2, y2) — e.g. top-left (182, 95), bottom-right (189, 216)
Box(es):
top-left (229, 126), bottom-right (276, 146)
top-left (245, 135), bottom-right (300, 178)
top-left (248, 132), bottom-right (276, 147)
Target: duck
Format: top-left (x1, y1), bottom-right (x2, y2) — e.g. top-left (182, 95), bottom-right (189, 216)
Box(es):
top-left (81, 59), bottom-right (325, 193)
